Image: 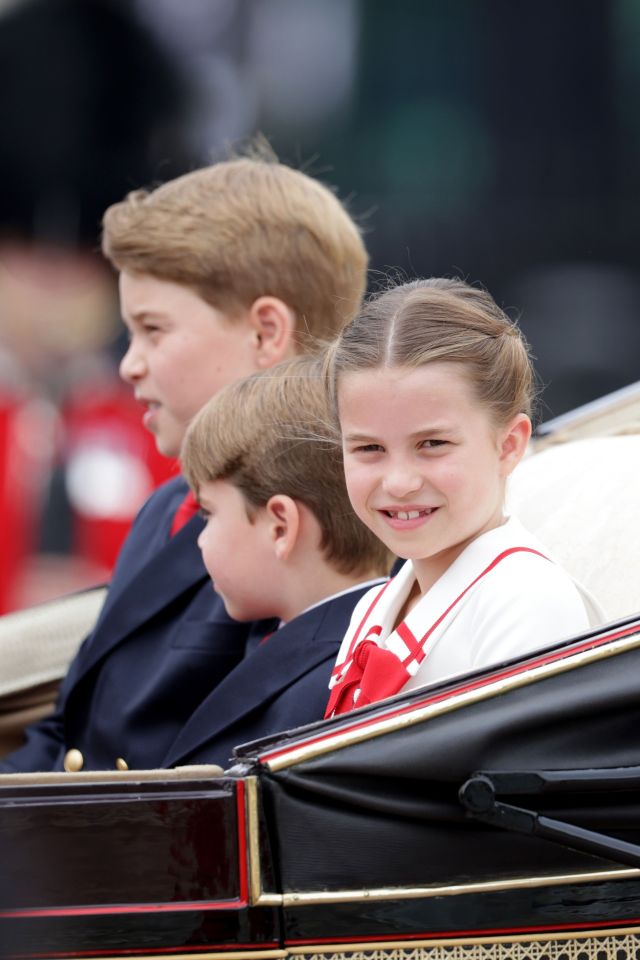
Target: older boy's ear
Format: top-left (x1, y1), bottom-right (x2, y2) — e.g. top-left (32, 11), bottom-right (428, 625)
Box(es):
top-left (249, 296), bottom-right (297, 368)
top-left (265, 495), bottom-right (300, 560)
top-left (499, 413), bottom-right (532, 475)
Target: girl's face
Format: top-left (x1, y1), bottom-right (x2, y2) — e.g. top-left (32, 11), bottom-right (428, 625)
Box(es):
top-left (339, 362), bottom-right (530, 592)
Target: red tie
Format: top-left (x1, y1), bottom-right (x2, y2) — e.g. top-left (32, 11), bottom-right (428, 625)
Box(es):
top-left (170, 491), bottom-right (200, 535)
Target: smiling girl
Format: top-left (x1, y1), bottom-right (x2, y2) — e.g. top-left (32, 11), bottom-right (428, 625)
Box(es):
top-left (325, 278), bottom-right (605, 718)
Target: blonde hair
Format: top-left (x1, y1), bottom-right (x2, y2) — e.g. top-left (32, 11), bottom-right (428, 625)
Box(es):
top-left (181, 356), bottom-right (392, 578)
top-left (101, 151), bottom-right (368, 347)
top-left (328, 277), bottom-right (537, 426)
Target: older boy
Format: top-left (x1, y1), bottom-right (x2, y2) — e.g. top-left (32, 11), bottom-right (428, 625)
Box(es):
top-left (168, 356), bottom-right (391, 767)
top-left (0, 152), bottom-right (368, 773)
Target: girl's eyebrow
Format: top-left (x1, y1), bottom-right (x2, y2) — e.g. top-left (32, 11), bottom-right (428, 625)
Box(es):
top-left (408, 423), bottom-right (453, 438)
top-left (342, 431), bottom-right (380, 443)
top-left (343, 424), bottom-right (454, 443)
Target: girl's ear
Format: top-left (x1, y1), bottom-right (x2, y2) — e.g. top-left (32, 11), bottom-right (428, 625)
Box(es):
top-left (498, 413), bottom-right (532, 476)
top-left (248, 296), bottom-right (297, 368)
top-left (265, 494), bottom-right (300, 561)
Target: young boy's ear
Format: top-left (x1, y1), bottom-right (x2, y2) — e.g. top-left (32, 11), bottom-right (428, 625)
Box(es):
top-left (499, 413), bottom-right (532, 476)
top-left (249, 296), bottom-right (297, 368)
top-left (265, 494), bottom-right (300, 560)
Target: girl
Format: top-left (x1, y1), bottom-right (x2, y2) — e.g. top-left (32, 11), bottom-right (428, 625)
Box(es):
top-left (325, 278), bottom-right (605, 718)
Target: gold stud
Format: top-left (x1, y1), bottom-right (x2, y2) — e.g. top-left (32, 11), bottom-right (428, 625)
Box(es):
top-left (63, 748), bottom-right (84, 773)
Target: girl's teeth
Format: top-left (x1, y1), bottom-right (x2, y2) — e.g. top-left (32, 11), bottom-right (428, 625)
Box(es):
top-left (387, 508), bottom-right (435, 520)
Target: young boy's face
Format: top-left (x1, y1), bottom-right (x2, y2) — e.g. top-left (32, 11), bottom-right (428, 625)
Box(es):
top-left (196, 479), bottom-right (277, 622)
top-left (119, 272), bottom-right (259, 459)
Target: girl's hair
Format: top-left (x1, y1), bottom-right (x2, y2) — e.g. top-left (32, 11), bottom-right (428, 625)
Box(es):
top-left (327, 277), bottom-right (538, 427)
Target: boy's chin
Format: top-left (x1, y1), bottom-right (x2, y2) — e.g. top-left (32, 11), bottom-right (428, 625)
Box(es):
top-left (222, 604), bottom-right (253, 623)
top-left (221, 597), bottom-right (274, 624)
top-left (153, 430), bottom-right (183, 460)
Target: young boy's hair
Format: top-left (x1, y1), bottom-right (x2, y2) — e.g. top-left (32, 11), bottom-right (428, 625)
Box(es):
top-left (181, 355), bottom-right (392, 578)
top-left (101, 148), bottom-right (368, 348)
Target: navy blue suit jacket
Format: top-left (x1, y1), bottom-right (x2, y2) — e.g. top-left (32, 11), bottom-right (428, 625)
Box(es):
top-left (0, 477), bottom-right (262, 773)
top-left (162, 584), bottom-right (378, 769)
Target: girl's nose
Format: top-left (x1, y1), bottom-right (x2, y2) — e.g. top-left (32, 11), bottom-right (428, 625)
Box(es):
top-left (382, 463), bottom-right (423, 499)
top-left (119, 341), bottom-right (146, 384)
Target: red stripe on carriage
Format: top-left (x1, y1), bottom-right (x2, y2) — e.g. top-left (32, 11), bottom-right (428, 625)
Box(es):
top-left (285, 913), bottom-right (640, 946)
top-left (9, 944), bottom-right (279, 959)
top-left (236, 777), bottom-right (250, 904)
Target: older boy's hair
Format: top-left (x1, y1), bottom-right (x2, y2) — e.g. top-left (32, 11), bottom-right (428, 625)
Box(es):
top-left (181, 356), bottom-right (391, 578)
top-left (101, 148), bottom-right (368, 347)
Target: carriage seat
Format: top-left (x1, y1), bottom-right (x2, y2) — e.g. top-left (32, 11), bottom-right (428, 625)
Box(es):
top-left (0, 586), bottom-right (107, 757)
top-left (507, 434), bottom-right (640, 622)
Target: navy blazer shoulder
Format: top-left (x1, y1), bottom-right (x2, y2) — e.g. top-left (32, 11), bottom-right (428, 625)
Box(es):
top-left (0, 476), bottom-right (269, 773)
top-left (164, 582), bottom-right (385, 770)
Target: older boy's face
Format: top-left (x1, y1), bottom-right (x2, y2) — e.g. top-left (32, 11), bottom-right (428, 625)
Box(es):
top-left (119, 272), bottom-right (258, 458)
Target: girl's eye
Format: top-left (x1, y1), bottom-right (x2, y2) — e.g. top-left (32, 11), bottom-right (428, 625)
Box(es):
top-left (354, 443), bottom-right (384, 453)
top-left (198, 508), bottom-right (211, 520)
top-left (420, 439), bottom-right (447, 449)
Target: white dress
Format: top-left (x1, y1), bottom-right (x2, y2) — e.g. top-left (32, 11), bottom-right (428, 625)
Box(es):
top-left (326, 516), bottom-right (606, 716)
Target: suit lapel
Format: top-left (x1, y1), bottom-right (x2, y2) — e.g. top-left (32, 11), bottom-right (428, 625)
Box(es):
top-left (164, 589), bottom-right (370, 767)
top-left (71, 513), bottom-right (208, 682)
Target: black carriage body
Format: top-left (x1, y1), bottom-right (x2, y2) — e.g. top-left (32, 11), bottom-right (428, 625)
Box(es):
top-left (0, 773), bottom-right (280, 958)
top-left (2, 616), bottom-right (640, 959)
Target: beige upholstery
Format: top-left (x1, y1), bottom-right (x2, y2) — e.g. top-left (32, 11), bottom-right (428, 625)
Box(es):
top-left (0, 586), bottom-right (107, 757)
top-left (0, 764), bottom-right (224, 787)
top-left (532, 380), bottom-right (640, 451)
top-left (508, 435), bottom-right (640, 622)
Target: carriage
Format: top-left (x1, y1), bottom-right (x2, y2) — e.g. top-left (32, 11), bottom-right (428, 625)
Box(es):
top-left (1, 383), bottom-right (640, 960)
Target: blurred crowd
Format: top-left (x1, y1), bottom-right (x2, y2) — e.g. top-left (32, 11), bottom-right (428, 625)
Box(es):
top-left (0, 0), bottom-right (193, 610)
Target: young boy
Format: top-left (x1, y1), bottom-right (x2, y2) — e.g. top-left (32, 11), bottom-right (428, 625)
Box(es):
top-left (168, 355), bottom-right (391, 767)
top-left (0, 149), bottom-right (369, 773)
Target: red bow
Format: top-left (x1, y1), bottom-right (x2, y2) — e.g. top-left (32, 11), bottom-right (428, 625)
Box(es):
top-left (324, 638), bottom-right (410, 718)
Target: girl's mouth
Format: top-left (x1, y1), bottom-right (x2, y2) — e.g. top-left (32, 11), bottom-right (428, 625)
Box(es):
top-left (380, 507), bottom-right (438, 530)
top-left (384, 508), bottom-right (435, 520)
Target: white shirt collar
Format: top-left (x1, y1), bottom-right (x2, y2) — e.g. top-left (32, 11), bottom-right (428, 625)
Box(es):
top-left (278, 576), bottom-right (389, 628)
